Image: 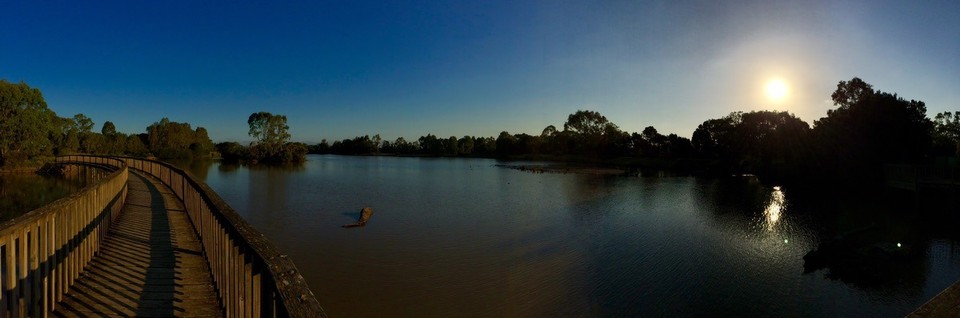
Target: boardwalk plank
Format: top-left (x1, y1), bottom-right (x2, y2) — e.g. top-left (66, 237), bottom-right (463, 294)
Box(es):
top-left (53, 171), bottom-right (222, 317)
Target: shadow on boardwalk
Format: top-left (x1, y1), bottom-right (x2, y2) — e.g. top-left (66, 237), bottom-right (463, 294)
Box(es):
top-left (54, 172), bottom-right (221, 317)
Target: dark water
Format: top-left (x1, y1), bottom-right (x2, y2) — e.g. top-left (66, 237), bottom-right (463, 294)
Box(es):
top-left (181, 155), bottom-right (960, 317)
top-left (0, 168), bottom-right (91, 222)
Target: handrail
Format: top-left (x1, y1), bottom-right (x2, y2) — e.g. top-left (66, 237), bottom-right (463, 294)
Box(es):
top-left (885, 164), bottom-right (960, 191)
top-left (113, 156), bottom-right (325, 317)
top-left (0, 155), bottom-right (128, 317)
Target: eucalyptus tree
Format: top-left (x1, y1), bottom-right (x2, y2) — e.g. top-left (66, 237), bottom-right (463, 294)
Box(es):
top-left (0, 80), bottom-right (56, 166)
top-left (247, 111), bottom-right (291, 157)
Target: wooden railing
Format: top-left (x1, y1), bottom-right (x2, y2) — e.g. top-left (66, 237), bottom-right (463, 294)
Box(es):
top-left (0, 155), bottom-right (128, 317)
top-left (885, 164), bottom-right (960, 191)
top-left (116, 156), bottom-right (325, 318)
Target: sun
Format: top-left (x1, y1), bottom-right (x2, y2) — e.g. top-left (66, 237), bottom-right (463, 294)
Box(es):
top-left (765, 79), bottom-right (788, 102)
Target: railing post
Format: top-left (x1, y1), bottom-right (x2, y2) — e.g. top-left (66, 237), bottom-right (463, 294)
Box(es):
top-left (29, 222), bottom-right (39, 317)
top-left (5, 234), bottom-right (17, 317)
top-left (17, 228), bottom-right (27, 317)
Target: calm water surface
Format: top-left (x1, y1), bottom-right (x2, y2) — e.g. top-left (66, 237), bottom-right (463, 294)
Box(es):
top-left (184, 155), bottom-right (960, 317)
top-left (0, 169), bottom-right (89, 222)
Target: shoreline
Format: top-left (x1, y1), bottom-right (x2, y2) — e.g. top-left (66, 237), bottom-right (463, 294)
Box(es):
top-left (495, 163), bottom-right (626, 175)
top-left (0, 166), bottom-right (41, 175)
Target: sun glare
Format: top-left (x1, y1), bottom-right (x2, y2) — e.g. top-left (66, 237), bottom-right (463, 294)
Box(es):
top-left (765, 79), bottom-right (788, 102)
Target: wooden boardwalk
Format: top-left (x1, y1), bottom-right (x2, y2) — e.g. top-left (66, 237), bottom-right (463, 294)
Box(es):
top-left (910, 280), bottom-right (960, 317)
top-left (53, 171), bottom-right (222, 317)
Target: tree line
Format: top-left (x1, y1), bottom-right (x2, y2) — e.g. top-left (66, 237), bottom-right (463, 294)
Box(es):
top-left (312, 77), bottom-right (959, 186)
top-left (3, 77), bottom-right (958, 184)
top-left (0, 80), bottom-right (214, 167)
top-left (0, 79), bottom-right (314, 166)
top-left (311, 110), bottom-right (697, 160)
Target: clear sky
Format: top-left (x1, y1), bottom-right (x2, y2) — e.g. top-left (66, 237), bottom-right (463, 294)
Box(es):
top-left (2, 1), bottom-right (958, 143)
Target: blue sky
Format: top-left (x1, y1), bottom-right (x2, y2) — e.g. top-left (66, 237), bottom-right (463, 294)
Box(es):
top-left (2, 1), bottom-right (958, 143)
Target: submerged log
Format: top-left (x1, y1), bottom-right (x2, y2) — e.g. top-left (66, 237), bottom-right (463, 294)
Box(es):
top-left (342, 207), bottom-right (374, 228)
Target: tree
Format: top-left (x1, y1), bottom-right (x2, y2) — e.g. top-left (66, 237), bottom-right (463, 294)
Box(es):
top-left (641, 126), bottom-right (665, 154)
top-left (692, 116), bottom-right (738, 159)
top-left (0, 80), bottom-right (56, 166)
top-left (82, 132), bottom-right (105, 154)
top-left (418, 134), bottom-right (442, 155)
top-left (563, 110), bottom-right (621, 156)
top-left (61, 117), bottom-right (81, 154)
top-left (126, 135), bottom-right (148, 156)
top-left (371, 134), bottom-right (382, 153)
top-left (190, 127), bottom-right (215, 157)
top-left (932, 111), bottom-right (960, 157)
top-left (73, 113), bottom-right (94, 134)
top-left (446, 136), bottom-right (458, 155)
top-left (101, 121), bottom-right (117, 136)
top-left (564, 110), bottom-right (614, 136)
top-left (495, 131), bottom-right (516, 157)
top-left (146, 118), bottom-right (214, 159)
top-left (458, 136), bottom-right (475, 155)
top-left (311, 139), bottom-right (331, 154)
top-left (541, 125), bottom-right (557, 137)
top-left (814, 77), bottom-right (933, 183)
top-left (830, 77), bottom-right (873, 110)
top-left (247, 112), bottom-right (291, 156)
top-left (216, 142), bottom-right (249, 162)
top-left (692, 111), bottom-right (811, 178)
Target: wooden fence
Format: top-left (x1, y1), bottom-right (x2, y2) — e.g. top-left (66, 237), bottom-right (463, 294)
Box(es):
top-left (0, 155), bottom-right (128, 317)
top-left (885, 164), bottom-right (960, 191)
top-left (116, 156), bottom-right (325, 318)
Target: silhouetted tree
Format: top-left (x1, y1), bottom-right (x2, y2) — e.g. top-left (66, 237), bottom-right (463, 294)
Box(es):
top-left (564, 110), bottom-right (612, 135)
top-left (932, 111), bottom-right (960, 157)
top-left (457, 136), bottom-right (475, 155)
top-left (830, 77), bottom-right (873, 110)
top-left (416, 134), bottom-right (441, 155)
top-left (693, 111), bottom-right (811, 179)
top-left (541, 125), bottom-right (557, 137)
top-left (474, 136), bottom-right (496, 156)
top-left (814, 77), bottom-right (933, 183)
top-left (692, 117), bottom-right (733, 159)
top-left (496, 131), bottom-right (516, 157)
top-left (309, 139), bottom-right (331, 154)
top-left (563, 110), bottom-right (622, 156)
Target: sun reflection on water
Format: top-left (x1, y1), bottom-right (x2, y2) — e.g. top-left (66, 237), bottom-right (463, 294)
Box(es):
top-left (764, 186), bottom-right (786, 231)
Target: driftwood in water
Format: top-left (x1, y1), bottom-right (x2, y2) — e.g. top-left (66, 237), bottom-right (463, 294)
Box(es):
top-left (342, 207), bottom-right (374, 228)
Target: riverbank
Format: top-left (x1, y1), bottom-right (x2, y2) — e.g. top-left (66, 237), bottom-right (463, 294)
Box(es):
top-left (312, 152), bottom-right (718, 173)
top-left (0, 167), bottom-right (41, 174)
top-left (495, 163), bottom-right (626, 175)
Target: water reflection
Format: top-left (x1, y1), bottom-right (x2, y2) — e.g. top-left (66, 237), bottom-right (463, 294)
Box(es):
top-left (763, 186), bottom-right (785, 231)
top-left (177, 156), bottom-right (960, 317)
top-left (0, 166), bottom-right (91, 222)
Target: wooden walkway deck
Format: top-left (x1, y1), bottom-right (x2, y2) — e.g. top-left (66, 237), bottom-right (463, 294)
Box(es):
top-left (53, 171), bottom-right (222, 317)
top-left (910, 280), bottom-right (960, 317)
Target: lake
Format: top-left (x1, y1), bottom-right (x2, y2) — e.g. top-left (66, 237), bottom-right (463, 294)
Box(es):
top-left (181, 154), bottom-right (960, 317)
top-left (0, 167), bottom-right (90, 222)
